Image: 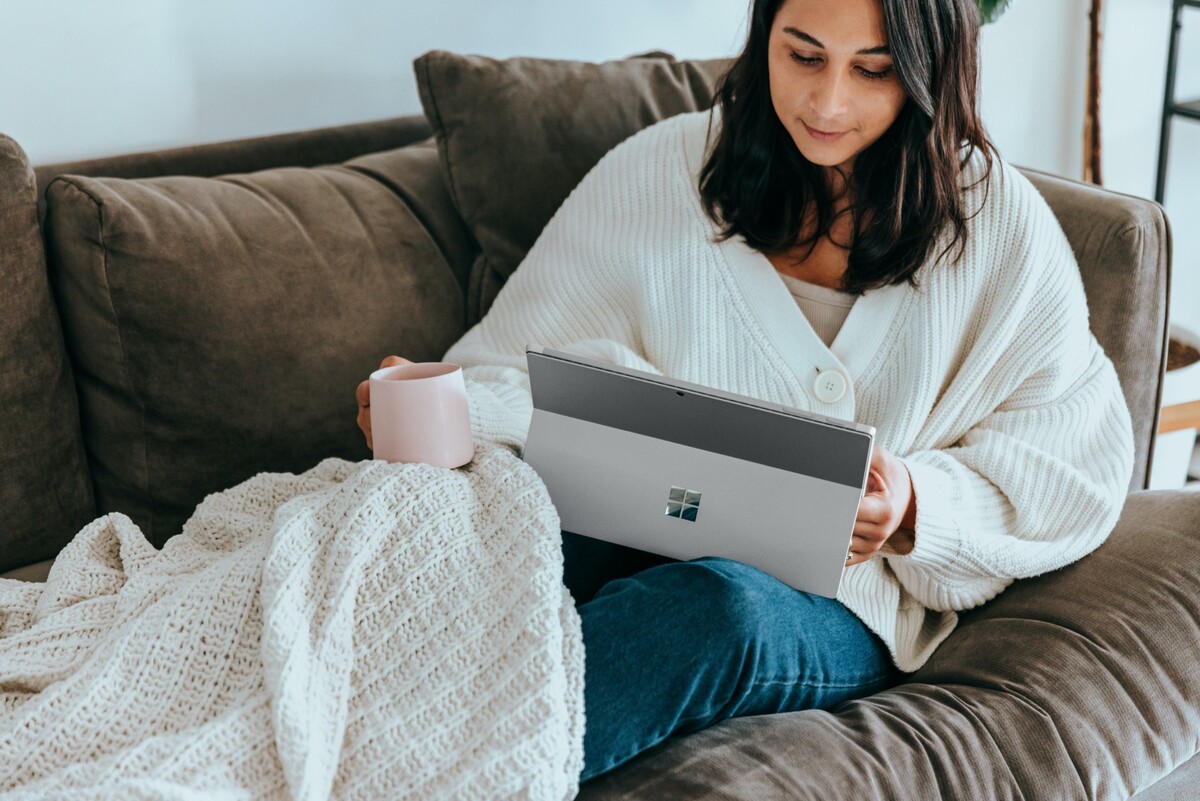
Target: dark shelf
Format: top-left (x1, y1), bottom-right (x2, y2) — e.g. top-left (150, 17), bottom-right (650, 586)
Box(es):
top-left (1172, 99), bottom-right (1200, 121)
top-left (1157, 0), bottom-right (1200, 202)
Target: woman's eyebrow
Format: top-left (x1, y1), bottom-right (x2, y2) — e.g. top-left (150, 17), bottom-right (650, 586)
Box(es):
top-left (781, 26), bottom-right (891, 55)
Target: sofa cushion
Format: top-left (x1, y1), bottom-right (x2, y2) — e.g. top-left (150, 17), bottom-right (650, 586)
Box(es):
top-left (43, 140), bottom-right (469, 546)
top-left (0, 559), bottom-right (54, 583)
top-left (577, 489), bottom-right (1200, 799)
top-left (0, 135), bottom-right (95, 573)
top-left (414, 50), bottom-right (730, 324)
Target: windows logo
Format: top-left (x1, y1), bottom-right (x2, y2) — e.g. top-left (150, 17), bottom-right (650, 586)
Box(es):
top-left (665, 486), bottom-right (702, 522)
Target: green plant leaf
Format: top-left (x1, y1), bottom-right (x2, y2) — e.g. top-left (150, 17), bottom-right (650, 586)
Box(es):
top-left (978, 0), bottom-right (1014, 24)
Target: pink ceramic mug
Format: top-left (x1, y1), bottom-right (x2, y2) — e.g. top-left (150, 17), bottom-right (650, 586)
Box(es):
top-left (368, 362), bottom-right (474, 468)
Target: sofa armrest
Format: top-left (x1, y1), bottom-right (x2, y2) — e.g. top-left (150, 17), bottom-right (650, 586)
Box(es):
top-left (0, 135), bottom-right (96, 574)
top-left (1021, 167), bottom-right (1171, 492)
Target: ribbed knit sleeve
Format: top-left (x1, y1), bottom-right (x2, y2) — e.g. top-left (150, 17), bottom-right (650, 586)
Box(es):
top-left (885, 189), bottom-right (1136, 613)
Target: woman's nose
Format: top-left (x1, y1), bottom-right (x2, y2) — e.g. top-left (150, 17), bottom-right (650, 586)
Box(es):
top-left (809, 70), bottom-right (851, 123)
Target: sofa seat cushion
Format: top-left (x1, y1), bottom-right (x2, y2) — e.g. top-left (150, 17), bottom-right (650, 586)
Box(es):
top-left (578, 489), bottom-right (1200, 800)
top-left (0, 136), bottom-right (95, 573)
top-left (0, 559), bottom-right (54, 583)
top-left (42, 141), bottom-right (471, 546)
top-left (414, 51), bottom-right (730, 325)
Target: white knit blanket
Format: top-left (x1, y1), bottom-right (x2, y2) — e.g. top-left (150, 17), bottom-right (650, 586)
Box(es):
top-left (0, 443), bottom-right (584, 800)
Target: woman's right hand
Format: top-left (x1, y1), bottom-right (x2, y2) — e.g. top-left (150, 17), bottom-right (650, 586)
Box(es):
top-left (356, 355), bottom-right (413, 450)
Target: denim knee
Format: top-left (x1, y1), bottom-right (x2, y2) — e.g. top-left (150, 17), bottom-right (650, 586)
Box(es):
top-left (625, 557), bottom-right (888, 688)
top-left (629, 557), bottom-right (776, 649)
top-left (576, 556), bottom-right (897, 780)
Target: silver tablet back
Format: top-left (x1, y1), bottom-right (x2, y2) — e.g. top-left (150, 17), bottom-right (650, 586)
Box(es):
top-left (521, 346), bottom-right (874, 598)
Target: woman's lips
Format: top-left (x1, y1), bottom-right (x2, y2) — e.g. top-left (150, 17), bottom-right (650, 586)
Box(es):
top-left (803, 122), bottom-right (847, 142)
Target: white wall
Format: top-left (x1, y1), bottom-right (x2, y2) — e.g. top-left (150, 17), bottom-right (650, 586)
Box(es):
top-left (1098, 0), bottom-right (1200, 334)
top-left (0, 0), bottom-right (747, 165)
top-left (0, 0), bottom-right (1108, 174)
top-left (979, 0), bottom-right (1091, 179)
top-left (0, 0), bottom-right (1193, 325)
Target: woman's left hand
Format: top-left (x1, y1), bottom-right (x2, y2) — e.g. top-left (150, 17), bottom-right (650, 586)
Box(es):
top-left (847, 444), bottom-right (917, 566)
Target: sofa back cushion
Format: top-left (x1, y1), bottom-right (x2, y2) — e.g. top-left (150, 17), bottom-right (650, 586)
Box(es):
top-left (0, 136), bottom-right (96, 572)
top-left (415, 52), bottom-right (1168, 491)
top-left (42, 140), bottom-right (472, 546)
top-left (414, 51), bottom-right (730, 326)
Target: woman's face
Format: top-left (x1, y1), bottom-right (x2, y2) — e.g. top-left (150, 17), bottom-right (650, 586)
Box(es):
top-left (767, 0), bottom-right (908, 180)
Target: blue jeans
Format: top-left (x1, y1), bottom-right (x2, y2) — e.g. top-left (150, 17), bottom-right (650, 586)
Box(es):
top-left (562, 532), bottom-right (899, 782)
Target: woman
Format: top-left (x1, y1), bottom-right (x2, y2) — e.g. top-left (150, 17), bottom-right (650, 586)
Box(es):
top-left (357, 0), bottom-right (1135, 782)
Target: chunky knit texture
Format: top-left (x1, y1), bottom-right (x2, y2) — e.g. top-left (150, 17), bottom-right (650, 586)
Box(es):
top-left (444, 110), bottom-right (1136, 672)
top-left (0, 445), bottom-right (584, 800)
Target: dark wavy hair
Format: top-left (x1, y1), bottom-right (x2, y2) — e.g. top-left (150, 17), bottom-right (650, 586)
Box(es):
top-left (699, 0), bottom-right (997, 294)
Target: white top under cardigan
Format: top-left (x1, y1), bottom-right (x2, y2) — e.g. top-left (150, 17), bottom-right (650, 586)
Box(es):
top-left (779, 274), bottom-right (856, 347)
top-left (442, 110), bottom-right (1135, 672)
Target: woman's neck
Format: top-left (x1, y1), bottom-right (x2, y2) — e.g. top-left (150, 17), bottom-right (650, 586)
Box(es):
top-left (764, 186), bottom-right (857, 290)
top-left (765, 238), bottom-right (850, 290)
top-left (824, 162), bottom-right (854, 201)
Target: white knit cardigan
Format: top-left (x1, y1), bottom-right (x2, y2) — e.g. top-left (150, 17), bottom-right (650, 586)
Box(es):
top-left (443, 110), bottom-right (1135, 672)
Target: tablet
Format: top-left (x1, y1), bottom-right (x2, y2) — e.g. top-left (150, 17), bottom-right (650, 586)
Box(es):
top-left (521, 345), bottom-right (874, 598)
